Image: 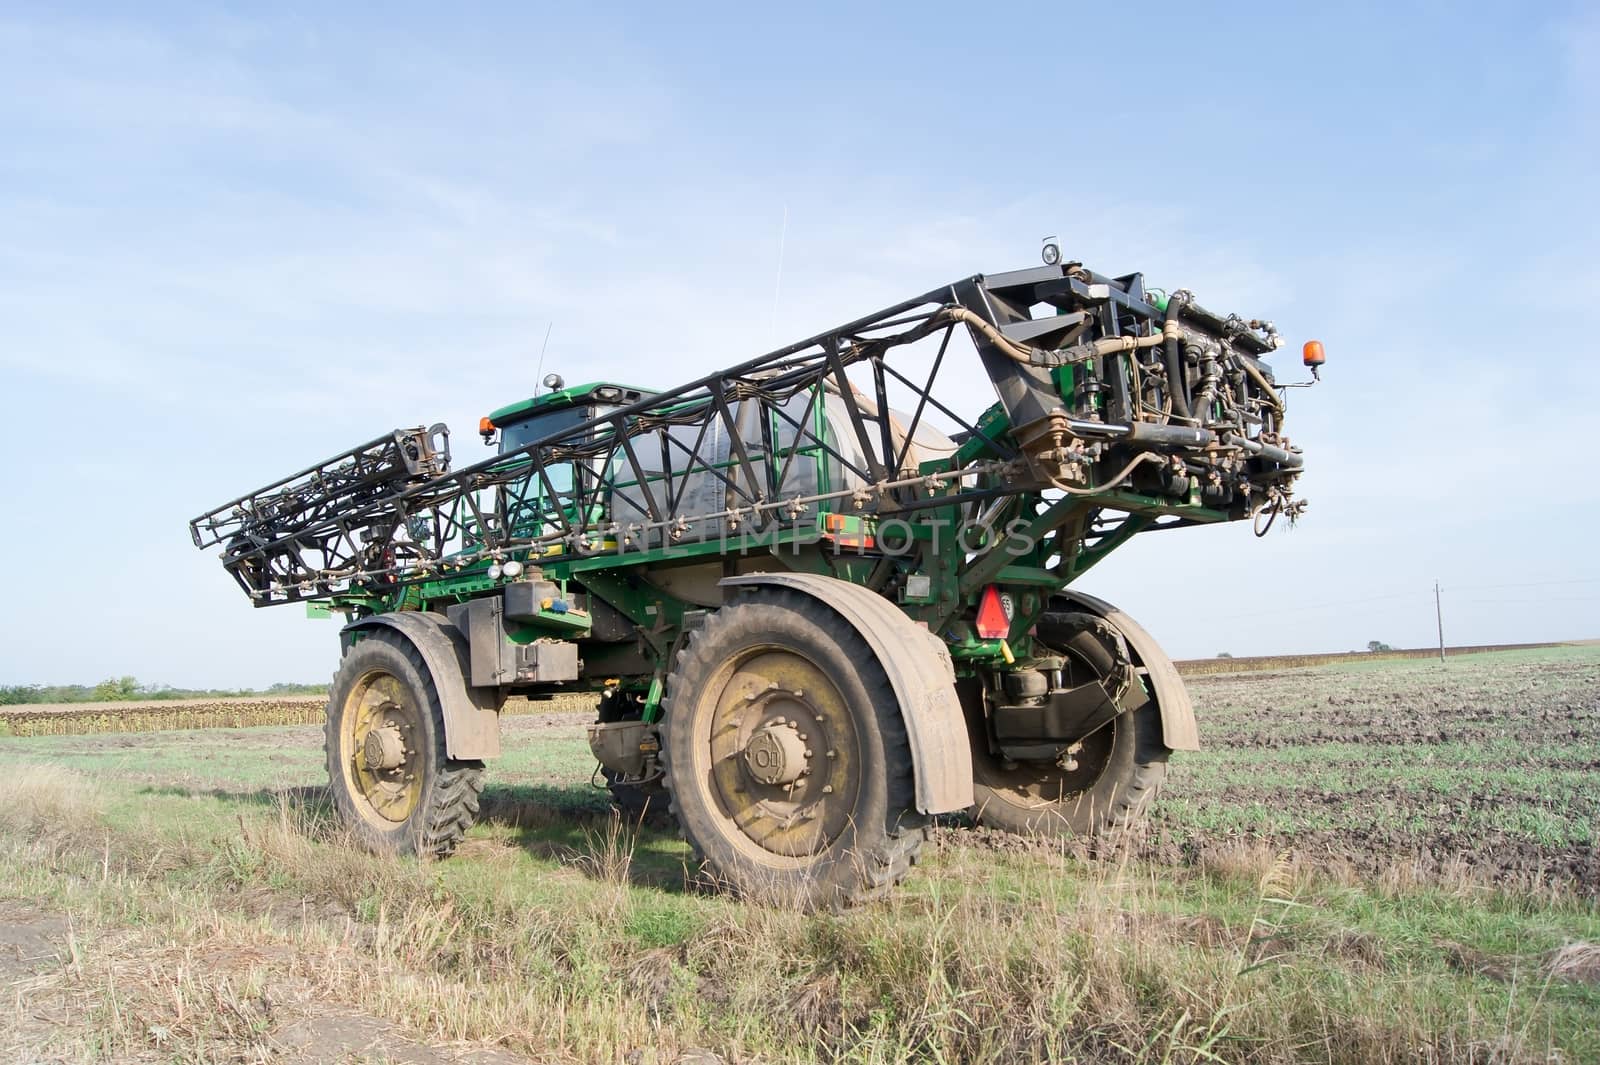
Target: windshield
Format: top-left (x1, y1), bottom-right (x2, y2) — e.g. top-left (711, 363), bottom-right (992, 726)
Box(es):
top-left (491, 402), bottom-right (625, 540)
top-left (499, 405), bottom-right (607, 454)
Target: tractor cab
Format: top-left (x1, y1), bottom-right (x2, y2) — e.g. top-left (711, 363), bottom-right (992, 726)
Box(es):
top-left (482, 381), bottom-right (655, 454)
top-left (479, 380), bottom-right (656, 538)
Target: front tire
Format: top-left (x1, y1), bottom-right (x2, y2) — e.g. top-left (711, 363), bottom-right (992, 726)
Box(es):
top-left (661, 591), bottom-right (925, 908)
top-left (324, 630), bottom-right (484, 858)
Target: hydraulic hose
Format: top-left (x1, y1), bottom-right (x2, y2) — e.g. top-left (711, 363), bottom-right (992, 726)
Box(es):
top-left (1047, 452), bottom-right (1160, 496)
top-left (943, 306), bottom-right (1170, 369)
top-left (942, 306), bottom-right (1041, 364)
top-left (1164, 292), bottom-right (1192, 420)
top-left (1238, 355), bottom-right (1285, 412)
top-left (1191, 346), bottom-right (1220, 420)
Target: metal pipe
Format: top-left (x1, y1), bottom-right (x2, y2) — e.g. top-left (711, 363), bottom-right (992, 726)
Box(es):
top-left (1223, 433), bottom-right (1303, 468)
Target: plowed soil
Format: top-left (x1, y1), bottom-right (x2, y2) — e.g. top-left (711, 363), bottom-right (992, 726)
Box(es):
top-left (1144, 647), bottom-right (1599, 893)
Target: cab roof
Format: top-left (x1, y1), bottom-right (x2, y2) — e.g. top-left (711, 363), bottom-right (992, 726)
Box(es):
top-left (488, 382), bottom-right (656, 426)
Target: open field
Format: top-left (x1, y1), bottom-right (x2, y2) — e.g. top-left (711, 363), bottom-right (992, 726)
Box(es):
top-left (1172, 641), bottom-right (1592, 677)
top-left (0, 646), bottom-right (1596, 1062)
top-left (1150, 645), bottom-right (1600, 892)
top-left (6, 642), bottom-right (1591, 738)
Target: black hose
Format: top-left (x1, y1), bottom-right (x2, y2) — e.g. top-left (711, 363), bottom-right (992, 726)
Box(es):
top-left (1189, 343), bottom-right (1217, 420)
top-left (1164, 293), bottom-right (1192, 419)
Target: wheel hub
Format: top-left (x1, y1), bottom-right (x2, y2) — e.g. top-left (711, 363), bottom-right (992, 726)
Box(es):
top-left (362, 722), bottom-right (407, 771)
top-left (341, 675), bottom-right (425, 827)
top-left (741, 719), bottom-right (809, 786)
top-left (698, 652), bottom-right (861, 862)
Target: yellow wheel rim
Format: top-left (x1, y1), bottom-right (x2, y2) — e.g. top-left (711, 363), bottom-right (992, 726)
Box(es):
top-left (339, 669), bottom-right (424, 827)
top-left (690, 644), bottom-right (863, 868)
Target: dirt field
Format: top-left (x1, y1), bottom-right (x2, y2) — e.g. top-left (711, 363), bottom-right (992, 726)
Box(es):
top-left (0, 646), bottom-right (1596, 1063)
top-left (1150, 645), bottom-right (1600, 893)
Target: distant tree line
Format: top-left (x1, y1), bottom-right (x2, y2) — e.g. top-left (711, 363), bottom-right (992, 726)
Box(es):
top-left (0, 678), bottom-right (327, 705)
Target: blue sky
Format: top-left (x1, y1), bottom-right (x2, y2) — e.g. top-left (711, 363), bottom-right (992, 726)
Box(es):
top-left (2, 3), bottom-right (1597, 687)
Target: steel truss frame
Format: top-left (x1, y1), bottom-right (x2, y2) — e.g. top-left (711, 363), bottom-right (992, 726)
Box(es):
top-left (190, 263), bottom-right (1301, 606)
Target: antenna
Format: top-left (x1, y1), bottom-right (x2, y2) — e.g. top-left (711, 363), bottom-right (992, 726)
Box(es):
top-left (534, 321), bottom-right (554, 394)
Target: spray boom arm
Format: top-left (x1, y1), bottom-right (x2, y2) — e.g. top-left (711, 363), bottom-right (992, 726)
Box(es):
top-left (190, 260), bottom-right (1312, 607)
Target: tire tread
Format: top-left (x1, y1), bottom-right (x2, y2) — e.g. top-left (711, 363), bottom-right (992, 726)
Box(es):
top-left (660, 589), bottom-right (925, 907)
top-left (324, 630), bottom-right (484, 859)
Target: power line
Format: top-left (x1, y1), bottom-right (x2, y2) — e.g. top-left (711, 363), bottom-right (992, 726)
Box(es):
top-left (1459, 596), bottom-right (1600, 605)
top-left (1447, 577), bottom-right (1600, 591)
top-left (1210, 581), bottom-right (1599, 622)
top-left (1210, 591), bottom-right (1425, 621)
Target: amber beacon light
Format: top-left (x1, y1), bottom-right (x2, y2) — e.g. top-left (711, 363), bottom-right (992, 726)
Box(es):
top-left (1302, 339), bottom-right (1326, 380)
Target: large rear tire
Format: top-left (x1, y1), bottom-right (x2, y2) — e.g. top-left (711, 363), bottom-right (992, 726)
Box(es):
top-left (324, 630), bottom-right (484, 858)
top-left (661, 591), bottom-right (925, 908)
top-left (966, 614), bottom-right (1168, 838)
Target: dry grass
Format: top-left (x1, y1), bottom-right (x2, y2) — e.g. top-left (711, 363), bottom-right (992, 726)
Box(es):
top-left (1546, 942), bottom-right (1600, 985)
top-left (0, 761), bottom-right (105, 835)
top-left (1, 766), bottom-right (1592, 1065)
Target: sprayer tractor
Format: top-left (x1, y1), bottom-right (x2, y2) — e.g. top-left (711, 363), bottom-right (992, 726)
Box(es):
top-left (191, 252), bottom-right (1320, 907)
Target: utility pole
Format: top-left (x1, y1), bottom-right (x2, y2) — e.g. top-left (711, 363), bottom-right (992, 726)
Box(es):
top-left (1434, 580), bottom-right (1445, 664)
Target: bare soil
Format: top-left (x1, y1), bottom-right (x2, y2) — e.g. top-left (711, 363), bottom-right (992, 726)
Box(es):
top-left (1100, 650), bottom-right (1597, 893)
